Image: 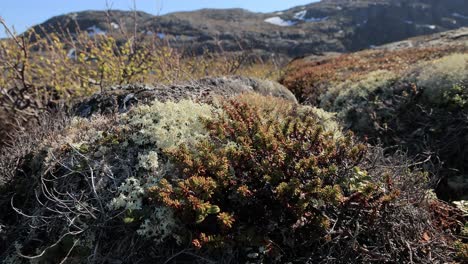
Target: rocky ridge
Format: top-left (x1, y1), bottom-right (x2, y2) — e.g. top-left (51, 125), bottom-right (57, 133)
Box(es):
top-left (30, 0), bottom-right (468, 57)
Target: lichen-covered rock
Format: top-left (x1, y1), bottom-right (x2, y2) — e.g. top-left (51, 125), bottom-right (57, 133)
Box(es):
top-left (73, 76), bottom-right (296, 118)
top-left (198, 75), bottom-right (297, 103)
top-left (280, 30), bottom-right (468, 106)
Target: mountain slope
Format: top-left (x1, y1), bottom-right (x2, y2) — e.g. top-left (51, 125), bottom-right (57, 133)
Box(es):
top-left (29, 0), bottom-right (468, 56)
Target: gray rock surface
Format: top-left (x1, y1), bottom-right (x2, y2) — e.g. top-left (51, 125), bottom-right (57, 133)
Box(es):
top-left (376, 27), bottom-right (468, 50)
top-left (73, 76), bottom-right (296, 117)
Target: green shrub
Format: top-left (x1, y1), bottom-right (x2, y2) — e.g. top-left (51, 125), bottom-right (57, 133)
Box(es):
top-left (150, 96), bottom-right (367, 252)
top-left (146, 96), bottom-right (456, 262)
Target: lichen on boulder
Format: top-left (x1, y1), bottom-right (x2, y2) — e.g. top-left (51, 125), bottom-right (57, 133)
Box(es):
top-left (73, 76), bottom-right (297, 118)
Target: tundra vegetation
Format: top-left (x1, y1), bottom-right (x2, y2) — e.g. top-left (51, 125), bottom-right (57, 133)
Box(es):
top-left (0, 19), bottom-right (281, 145)
top-left (0, 14), bottom-right (467, 264)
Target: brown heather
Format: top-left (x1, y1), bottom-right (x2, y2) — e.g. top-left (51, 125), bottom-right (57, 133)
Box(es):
top-left (146, 95), bottom-right (456, 262)
top-left (280, 45), bottom-right (468, 105)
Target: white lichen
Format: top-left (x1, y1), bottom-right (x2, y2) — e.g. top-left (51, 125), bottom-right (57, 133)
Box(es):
top-left (137, 151), bottom-right (159, 171)
top-left (137, 207), bottom-right (179, 244)
top-left (411, 53), bottom-right (468, 105)
top-left (125, 100), bottom-right (216, 150)
top-left (321, 70), bottom-right (397, 111)
top-left (108, 177), bottom-right (144, 210)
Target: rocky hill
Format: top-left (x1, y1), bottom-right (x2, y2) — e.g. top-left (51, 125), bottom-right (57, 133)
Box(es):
top-left (30, 0), bottom-right (468, 57)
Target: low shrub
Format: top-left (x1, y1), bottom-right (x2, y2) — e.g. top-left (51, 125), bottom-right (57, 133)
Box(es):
top-left (0, 94), bottom-right (462, 263)
top-left (152, 96), bottom-right (367, 253)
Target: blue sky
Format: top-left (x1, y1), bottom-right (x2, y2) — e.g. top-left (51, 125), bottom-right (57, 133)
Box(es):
top-left (0, 0), bottom-right (318, 37)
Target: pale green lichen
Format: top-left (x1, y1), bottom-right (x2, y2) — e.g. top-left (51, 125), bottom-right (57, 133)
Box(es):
top-left (453, 201), bottom-right (468, 237)
top-left (137, 207), bottom-right (179, 244)
top-left (107, 100), bottom-right (219, 212)
top-left (412, 53), bottom-right (468, 105)
top-left (67, 116), bottom-right (108, 144)
top-left (76, 231), bottom-right (96, 250)
top-left (317, 70), bottom-right (398, 132)
top-left (137, 151), bottom-right (159, 171)
top-left (453, 200), bottom-right (468, 216)
top-left (93, 100), bottom-right (221, 215)
top-left (306, 106), bottom-right (343, 139)
top-left (125, 100), bottom-right (217, 150)
top-left (321, 70), bottom-right (397, 111)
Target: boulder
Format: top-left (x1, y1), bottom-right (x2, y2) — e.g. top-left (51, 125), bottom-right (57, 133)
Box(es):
top-left (73, 76), bottom-right (297, 118)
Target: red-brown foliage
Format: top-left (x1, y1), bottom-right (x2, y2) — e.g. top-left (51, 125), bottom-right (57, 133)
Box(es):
top-left (280, 45), bottom-right (468, 105)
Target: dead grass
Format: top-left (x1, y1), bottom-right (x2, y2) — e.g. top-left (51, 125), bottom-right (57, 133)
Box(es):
top-left (0, 17), bottom-right (281, 147)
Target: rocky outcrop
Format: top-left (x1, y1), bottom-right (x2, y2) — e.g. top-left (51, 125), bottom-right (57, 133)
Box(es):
top-left (376, 26), bottom-right (468, 50)
top-left (30, 0), bottom-right (468, 57)
top-left (73, 76), bottom-right (296, 117)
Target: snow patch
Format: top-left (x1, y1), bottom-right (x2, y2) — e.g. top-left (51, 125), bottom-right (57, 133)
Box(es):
top-left (294, 10), bottom-right (328, 22)
top-left (412, 24), bottom-right (436, 30)
top-left (453, 13), bottom-right (468, 19)
top-left (294, 10), bottom-right (307, 20)
top-left (404, 20), bottom-right (414, 24)
top-left (264, 16), bottom-right (297, 27)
